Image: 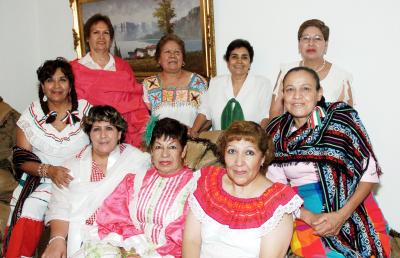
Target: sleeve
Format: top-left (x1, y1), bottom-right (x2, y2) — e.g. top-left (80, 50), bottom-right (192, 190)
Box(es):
top-left (45, 159), bottom-right (77, 224)
top-left (45, 181), bottom-right (71, 224)
top-left (155, 199), bottom-right (189, 257)
top-left (272, 63), bottom-right (288, 96)
top-left (266, 164), bottom-right (289, 184)
top-left (343, 71), bottom-right (355, 105)
top-left (197, 78), bottom-right (213, 119)
top-left (142, 79), bottom-right (150, 105)
top-left (360, 154), bottom-right (379, 183)
top-left (259, 76), bottom-right (273, 119)
top-left (96, 174), bottom-right (142, 240)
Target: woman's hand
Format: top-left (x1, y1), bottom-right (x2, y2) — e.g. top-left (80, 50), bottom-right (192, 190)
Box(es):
top-left (47, 166), bottom-right (73, 188)
top-left (312, 211), bottom-right (347, 236)
top-left (41, 238), bottom-right (67, 258)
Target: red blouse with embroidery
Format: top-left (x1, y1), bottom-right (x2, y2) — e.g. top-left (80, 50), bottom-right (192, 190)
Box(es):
top-left (193, 166), bottom-right (299, 229)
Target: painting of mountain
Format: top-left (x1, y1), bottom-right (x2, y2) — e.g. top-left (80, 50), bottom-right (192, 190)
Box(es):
top-left (80, 0), bottom-right (203, 60)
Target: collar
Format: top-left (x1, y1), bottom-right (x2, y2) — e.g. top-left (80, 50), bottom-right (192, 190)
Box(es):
top-left (79, 52), bottom-right (116, 71)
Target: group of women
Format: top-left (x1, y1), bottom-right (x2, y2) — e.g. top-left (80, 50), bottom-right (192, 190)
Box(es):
top-left (1, 12), bottom-right (391, 258)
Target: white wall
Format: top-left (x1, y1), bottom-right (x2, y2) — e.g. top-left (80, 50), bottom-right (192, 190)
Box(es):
top-left (214, 0), bottom-right (400, 230)
top-left (0, 0), bottom-right (75, 112)
top-left (0, 0), bottom-right (398, 230)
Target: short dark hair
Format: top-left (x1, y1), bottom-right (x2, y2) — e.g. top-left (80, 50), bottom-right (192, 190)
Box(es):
top-left (298, 19), bottom-right (330, 41)
top-left (83, 105), bottom-right (127, 143)
top-left (223, 39), bottom-right (254, 63)
top-left (282, 66), bottom-right (321, 91)
top-left (155, 34), bottom-right (186, 62)
top-left (36, 57), bottom-right (79, 124)
top-left (282, 66), bottom-right (326, 107)
top-left (83, 14), bottom-right (114, 51)
top-left (217, 121), bottom-right (274, 175)
top-left (150, 118), bottom-right (188, 149)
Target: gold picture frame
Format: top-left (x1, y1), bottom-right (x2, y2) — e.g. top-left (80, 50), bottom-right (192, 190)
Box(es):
top-left (70, 0), bottom-right (216, 81)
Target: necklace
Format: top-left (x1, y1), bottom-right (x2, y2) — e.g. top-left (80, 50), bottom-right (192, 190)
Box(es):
top-left (301, 59), bottom-right (326, 73)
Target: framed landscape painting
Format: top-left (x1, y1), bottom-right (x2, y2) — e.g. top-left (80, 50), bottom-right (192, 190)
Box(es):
top-left (70, 0), bottom-right (216, 81)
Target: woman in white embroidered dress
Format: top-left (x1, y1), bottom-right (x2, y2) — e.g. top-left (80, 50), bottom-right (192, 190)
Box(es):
top-left (191, 39), bottom-right (272, 136)
top-left (42, 105), bottom-right (150, 258)
top-left (142, 34), bottom-right (208, 128)
top-left (183, 121), bottom-right (303, 258)
top-left (268, 19), bottom-right (354, 120)
top-left (2, 58), bottom-right (90, 258)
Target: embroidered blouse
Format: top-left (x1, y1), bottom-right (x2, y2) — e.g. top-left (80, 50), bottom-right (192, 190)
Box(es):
top-left (142, 73), bottom-right (207, 127)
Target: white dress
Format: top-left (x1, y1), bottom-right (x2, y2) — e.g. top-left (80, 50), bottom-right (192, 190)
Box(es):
top-left (8, 99), bottom-right (91, 223)
top-left (274, 62), bottom-right (354, 104)
top-left (189, 166), bottom-right (303, 258)
top-left (198, 74), bottom-right (272, 130)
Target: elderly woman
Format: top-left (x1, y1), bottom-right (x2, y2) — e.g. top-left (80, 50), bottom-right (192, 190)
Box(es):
top-left (44, 117), bottom-right (197, 257)
top-left (142, 34), bottom-right (208, 128)
top-left (269, 19), bottom-right (354, 119)
top-left (42, 105), bottom-right (150, 258)
top-left (183, 121), bottom-right (302, 258)
top-left (266, 67), bottom-right (390, 257)
top-left (2, 58), bottom-right (90, 257)
top-left (71, 13), bottom-right (148, 148)
top-left (191, 39), bottom-right (272, 136)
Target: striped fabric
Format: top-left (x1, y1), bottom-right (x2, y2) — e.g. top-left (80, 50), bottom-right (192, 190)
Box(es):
top-left (135, 167), bottom-right (194, 247)
top-left (2, 147), bottom-right (41, 256)
top-left (267, 102), bottom-right (390, 257)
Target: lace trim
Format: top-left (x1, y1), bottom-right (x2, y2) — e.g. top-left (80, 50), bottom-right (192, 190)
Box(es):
top-left (189, 194), bottom-right (303, 236)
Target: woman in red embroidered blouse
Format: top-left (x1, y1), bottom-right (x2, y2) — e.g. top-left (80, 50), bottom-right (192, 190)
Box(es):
top-left (183, 121), bottom-right (303, 258)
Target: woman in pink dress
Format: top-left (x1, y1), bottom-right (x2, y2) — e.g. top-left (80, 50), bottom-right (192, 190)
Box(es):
top-left (49, 117), bottom-right (197, 257)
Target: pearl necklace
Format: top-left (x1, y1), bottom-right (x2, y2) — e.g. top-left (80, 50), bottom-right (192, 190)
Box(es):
top-left (301, 59), bottom-right (326, 73)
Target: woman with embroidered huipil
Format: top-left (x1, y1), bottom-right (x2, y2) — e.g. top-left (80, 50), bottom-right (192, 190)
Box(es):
top-left (3, 58), bottom-right (90, 258)
top-left (191, 39), bottom-right (272, 136)
top-left (71, 14), bottom-right (148, 148)
top-left (266, 67), bottom-right (390, 257)
top-left (142, 34), bottom-right (208, 129)
top-left (183, 121), bottom-right (302, 258)
top-left (269, 19), bottom-right (354, 119)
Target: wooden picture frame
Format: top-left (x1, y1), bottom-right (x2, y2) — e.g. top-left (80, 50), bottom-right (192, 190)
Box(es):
top-left (70, 0), bottom-right (216, 81)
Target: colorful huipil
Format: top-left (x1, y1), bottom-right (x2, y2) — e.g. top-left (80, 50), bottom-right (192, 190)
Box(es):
top-left (142, 73), bottom-right (207, 127)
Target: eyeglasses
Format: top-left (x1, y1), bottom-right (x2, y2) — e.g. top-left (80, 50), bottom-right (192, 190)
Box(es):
top-left (300, 35), bottom-right (324, 43)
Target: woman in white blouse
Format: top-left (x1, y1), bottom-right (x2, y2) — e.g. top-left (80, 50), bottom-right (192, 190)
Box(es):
top-left (269, 19), bottom-right (354, 119)
top-left (191, 39), bottom-right (272, 136)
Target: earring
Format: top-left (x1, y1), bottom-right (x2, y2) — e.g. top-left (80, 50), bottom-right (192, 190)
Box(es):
top-left (43, 95), bottom-right (47, 102)
top-left (182, 61), bottom-right (185, 68)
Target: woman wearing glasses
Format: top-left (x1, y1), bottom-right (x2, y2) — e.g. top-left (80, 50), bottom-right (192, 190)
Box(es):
top-left (269, 19), bottom-right (354, 119)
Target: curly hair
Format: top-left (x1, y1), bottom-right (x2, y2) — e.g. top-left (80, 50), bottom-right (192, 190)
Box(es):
top-left (82, 105), bottom-right (127, 143)
top-left (217, 121), bottom-right (274, 175)
top-left (36, 57), bottom-right (79, 124)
